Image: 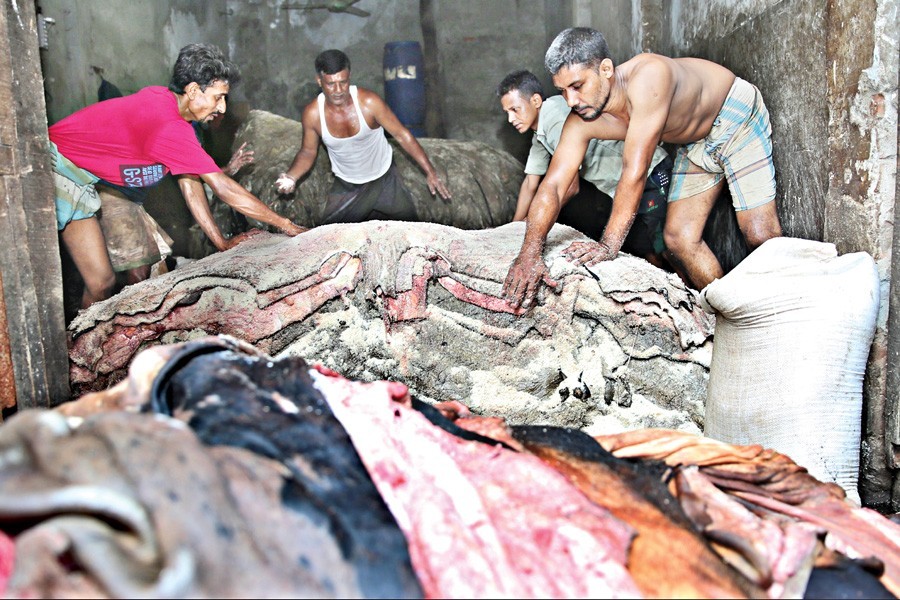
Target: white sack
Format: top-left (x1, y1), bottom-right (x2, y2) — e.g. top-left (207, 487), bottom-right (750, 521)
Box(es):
top-left (700, 237), bottom-right (879, 503)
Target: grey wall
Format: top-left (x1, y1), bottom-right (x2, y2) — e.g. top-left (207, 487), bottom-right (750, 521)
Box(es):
top-left (660, 0), bottom-right (827, 243)
top-left (637, 0), bottom-right (899, 510)
top-left (39, 0), bottom-right (568, 164)
top-left (39, 0), bottom-right (229, 124)
top-left (431, 1), bottom-right (552, 161)
top-left (223, 0), bottom-right (420, 121)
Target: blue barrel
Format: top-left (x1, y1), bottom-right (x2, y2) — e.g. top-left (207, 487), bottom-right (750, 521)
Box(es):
top-left (383, 41), bottom-right (426, 137)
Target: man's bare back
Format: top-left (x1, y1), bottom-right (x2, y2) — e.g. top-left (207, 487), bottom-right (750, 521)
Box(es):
top-left (571, 54), bottom-right (737, 147)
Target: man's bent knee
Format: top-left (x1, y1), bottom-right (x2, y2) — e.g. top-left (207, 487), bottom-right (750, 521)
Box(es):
top-left (663, 227), bottom-right (700, 257)
top-left (82, 271), bottom-right (116, 306)
top-left (737, 202), bottom-right (782, 249)
top-left (744, 225), bottom-right (781, 250)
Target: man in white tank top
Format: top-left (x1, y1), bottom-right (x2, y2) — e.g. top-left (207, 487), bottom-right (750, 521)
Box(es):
top-left (275, 49), bottom-right (450, 224)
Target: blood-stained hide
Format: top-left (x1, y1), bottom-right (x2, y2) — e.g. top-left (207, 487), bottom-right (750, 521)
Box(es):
top-left (35, 339), bottom-right (900, 599)
top-left (511, 425), bottom-right (760, 598)
top-left (597, 429), bottom-right (900, 598)
top-left (312, 362), bottom-right (642, 598)
top-left (69, 222), bottom-right (714, 434)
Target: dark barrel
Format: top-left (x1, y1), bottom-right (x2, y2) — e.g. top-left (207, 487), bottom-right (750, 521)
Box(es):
top-left (383, 41), bottom-right (426, 137)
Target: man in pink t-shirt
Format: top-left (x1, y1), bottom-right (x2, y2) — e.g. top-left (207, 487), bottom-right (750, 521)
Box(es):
top-left (48, 43), bottom-right (306, 310)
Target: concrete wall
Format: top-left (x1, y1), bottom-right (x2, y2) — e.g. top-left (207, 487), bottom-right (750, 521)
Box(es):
top-left (222, 0), bottom-right (420, 122)
top-left (662, 0), bottom-right (828, 243)
top-left (39, 0), bottom-right (228, 125)
top-left (640, 0), bottom-right (899, 510)
top-left (39, 0), bottom-right (567, 164)
top-left (430, 0), bottom-right (556, 162)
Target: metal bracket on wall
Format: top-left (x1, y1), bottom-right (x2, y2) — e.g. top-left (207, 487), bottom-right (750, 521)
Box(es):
top-left (37, 14), bottom-right (55, 50)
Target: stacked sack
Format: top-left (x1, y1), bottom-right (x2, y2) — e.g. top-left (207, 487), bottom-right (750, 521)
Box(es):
top-left (701, 237), bottom-right (880, 504)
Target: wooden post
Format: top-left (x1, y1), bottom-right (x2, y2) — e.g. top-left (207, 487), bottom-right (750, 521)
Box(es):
top-left (419, 0), bottom-right (446, 139)
top-left (0, 0), bottom-right (71, 410)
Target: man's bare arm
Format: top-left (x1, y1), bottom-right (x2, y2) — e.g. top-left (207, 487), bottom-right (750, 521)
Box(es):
top-left (514, 174), bottom-right (579, 222)
top-left (513, 174), bottom-right (541, 221)
top-left (201, 171), bottom-right (306, 238)
top-left (365, 90), bottom-right (451, 200)
top-left (501, 119), bottom-right (591, 308)
top-left (519, 118), bottom-right (592, 255)
top-left (276, 104), bottom-right (322, 194)
top-left (179, 176), bottom-right (232, 251)
top-left (606, 64), bottom-right (672, 250)
top-left (565, 64), bottom-right (673, 265)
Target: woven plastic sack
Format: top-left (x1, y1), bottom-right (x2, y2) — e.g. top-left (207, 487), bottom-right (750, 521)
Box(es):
top-left (700, 237), bottom-right (879, 503)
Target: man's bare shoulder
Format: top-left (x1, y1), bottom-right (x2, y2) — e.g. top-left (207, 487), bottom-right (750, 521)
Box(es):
top-left (620, 53), bottom-right (677, 83)
top-left (356, 87), bottom-right (387, 109)
top-left (301, 100), bottom-right (321, 131)
top-left (626, 53), bottom-right (732, 86)
top-left (621, 52), bottom-right (673, 67)
top-left (563, 109), bottom-right (627, 142)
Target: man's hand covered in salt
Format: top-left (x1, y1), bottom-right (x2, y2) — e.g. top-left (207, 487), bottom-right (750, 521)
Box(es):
top-left (275, 173), bottom-right (296, 194)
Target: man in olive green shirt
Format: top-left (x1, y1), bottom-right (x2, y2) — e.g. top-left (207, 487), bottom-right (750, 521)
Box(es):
top-left (498, 69), bottom-right (673, 265)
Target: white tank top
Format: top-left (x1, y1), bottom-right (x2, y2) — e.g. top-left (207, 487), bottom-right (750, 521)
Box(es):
top-left (318, 86), bottom-right (393, 184)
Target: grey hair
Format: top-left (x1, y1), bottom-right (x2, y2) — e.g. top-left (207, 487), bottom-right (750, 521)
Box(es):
top-left (544, 27), bottom-right (611, 75)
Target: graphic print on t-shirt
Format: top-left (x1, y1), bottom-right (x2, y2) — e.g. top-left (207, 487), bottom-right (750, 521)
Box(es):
top-left (120, 164), bottom-right (166, 187)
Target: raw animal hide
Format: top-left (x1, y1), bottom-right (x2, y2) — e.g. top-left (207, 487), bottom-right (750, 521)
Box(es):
top-left (12, 338), bottom-right (899, 598)
top-left (597, 429), bottom-right (900, 598)
top-left (69, 221), bottom-right (714, 435)
top-left (218, 109), bottom-right (520, 233)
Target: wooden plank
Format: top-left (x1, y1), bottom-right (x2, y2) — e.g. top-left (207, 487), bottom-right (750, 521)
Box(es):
top-left (0, 267), bottom-right (15, 410)
top-left (0, 0), bottom-right (70, 409)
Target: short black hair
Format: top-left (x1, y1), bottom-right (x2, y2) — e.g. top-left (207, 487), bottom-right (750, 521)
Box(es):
top-left (315, 49), bottom-right (351, 76)
top-left (168, 43), bottom-right (240, 94)
top-left (545, 27), bottom-right (611, 75)
top-left (497, 69), bottom-right (545, 100)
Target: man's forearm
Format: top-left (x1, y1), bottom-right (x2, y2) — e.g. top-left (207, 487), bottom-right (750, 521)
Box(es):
top-left (513, 175), bottom-right (540, 221)
top-left (179, 176), bottom-right (229, 251)
top-left (207, 173), bottom-right (298, 232)
top-left (602, 177), bottom-right (644, 253)
top-left (221, 188), bottom-right (293, 230)
top-left (396, 133), bottom-right (435, 176)
top-left (284, 149), bottom-right (316, 181)
top-left (520, 188), bottom-right (562, 256)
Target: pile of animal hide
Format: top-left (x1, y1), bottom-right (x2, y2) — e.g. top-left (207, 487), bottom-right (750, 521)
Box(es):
top-left (1, 336), bottom-right (897, 599)
top-left (201, 109), bottom-right (520, 241)
top-left (68, 222), bottom-right (714, 436)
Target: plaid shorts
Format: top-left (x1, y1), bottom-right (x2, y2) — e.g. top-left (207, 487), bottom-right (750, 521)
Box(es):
top-left (668, 78), bottom-right (776, 211)
top-left (50, 141), bottom-right (101, 230)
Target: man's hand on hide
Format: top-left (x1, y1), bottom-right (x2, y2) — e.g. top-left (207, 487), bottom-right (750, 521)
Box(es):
top-left (562, 240), bottom-right (617, 266)
top-left (502, 249), bottom-right (558, 310)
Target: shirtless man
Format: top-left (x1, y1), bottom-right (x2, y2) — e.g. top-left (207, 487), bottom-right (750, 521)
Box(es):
top-left (275, 49), bottom-right (450, 222)
top-left (502, 27), bottom-right (782, 308)
top-left (497, 69), bottom-right (673, 269)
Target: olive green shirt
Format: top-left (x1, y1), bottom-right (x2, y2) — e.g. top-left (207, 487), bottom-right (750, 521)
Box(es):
top-left (524, 95), bottom-right (668, 204)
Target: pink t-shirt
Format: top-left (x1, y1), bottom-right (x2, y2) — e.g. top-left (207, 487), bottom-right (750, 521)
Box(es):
top-left (49, 86), bottom-right (220, 187)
